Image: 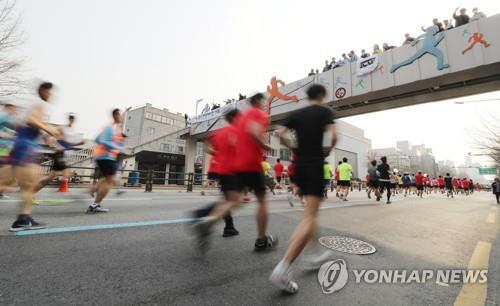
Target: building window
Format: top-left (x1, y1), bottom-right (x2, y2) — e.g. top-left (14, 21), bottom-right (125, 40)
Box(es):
top-left (162, 144), bottom-right (171, 152)
top-left (145, 112), bottom-right (152, 119)
top-left (161, 116), bottom-right (167, 123)
top-left (280, 149), bottom-right (291, 161)
top-left (270, 149), bottom-right (277, 157)
top-left (148, 127), bottom-right (155, 135)
top-left (153, 114), bottom-right (161, 122)
top-left (177, 146), bottom-right (184, 153)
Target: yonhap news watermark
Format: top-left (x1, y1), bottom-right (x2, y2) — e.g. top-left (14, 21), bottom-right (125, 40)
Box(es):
top-left (317, 259), bottom-right (488, 294)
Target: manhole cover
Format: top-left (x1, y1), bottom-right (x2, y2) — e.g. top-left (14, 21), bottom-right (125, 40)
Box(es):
top-left (319, 236), bottom-right (376, 255)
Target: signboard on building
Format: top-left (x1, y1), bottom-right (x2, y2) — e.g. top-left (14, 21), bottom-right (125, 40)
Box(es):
top-left (478, 167), bottom-right (497, 175)
top-left (188, 103), bottom-right (236, 125)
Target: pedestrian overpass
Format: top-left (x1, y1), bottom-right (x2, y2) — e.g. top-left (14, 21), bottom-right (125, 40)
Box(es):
top-left (182, 14), bottom-right (500, 172)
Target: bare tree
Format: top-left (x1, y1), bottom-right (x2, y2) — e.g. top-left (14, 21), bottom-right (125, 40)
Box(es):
top-left (476, 115), bottom-right (500, 167)
top-left (0, 0), bottom-right (24, 97)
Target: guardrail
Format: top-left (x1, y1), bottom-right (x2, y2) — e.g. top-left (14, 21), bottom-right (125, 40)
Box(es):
top-left (40, 164), bottom-right (200, 192)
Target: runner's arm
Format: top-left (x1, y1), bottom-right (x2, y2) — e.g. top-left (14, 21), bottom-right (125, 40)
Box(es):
top-left (26, 105), bottom-right (59, 137)
top-left (248, 121), bottom-right (271, 151)
top-left (275, 125), bottom-right (294, 149)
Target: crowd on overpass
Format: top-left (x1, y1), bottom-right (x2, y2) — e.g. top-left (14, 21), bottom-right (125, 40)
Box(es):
top-left (309, 6), bottom-right (488, 76)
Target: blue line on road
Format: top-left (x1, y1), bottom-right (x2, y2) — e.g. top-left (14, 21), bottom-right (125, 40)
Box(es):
top-left (15, 217), bottom-right (199, 236)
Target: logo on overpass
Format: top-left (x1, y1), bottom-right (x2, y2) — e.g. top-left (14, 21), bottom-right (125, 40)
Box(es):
top-left (266, 76), bottom-right (298, 113)
top-left (335, 87), bottom-right (346, 99)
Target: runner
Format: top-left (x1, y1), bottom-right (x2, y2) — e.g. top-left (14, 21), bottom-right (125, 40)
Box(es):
top-left (269, 84), bottom-right (337, 293)
top-left (444, 172), bottom-right (453, 198)
top-left (323, 161), bottom-right (333, 199)
top-left (337, 157), bottom-right (352, 201)
top-left (491, 178), bottom-right (500, 204)
top-left (452, 177), bottom-right (460, 195)
top-left (287, 156), bottom-right (300, 207)
top-left (397, 174), bottom-right (403, 195)
top-left (192, 109), bottom-right (240, 238)
top-left (87, 108), bottom-right (125, 213)
top-left (0, 101), bottom-right (17, 199)
top-left (33, 114), bottom-right (85, 195)
top-left (193, 93), bottom-right (277, 252)
top-left (274, 158), bottom-right (284, 189)
top-left (334, 161), bottom-right (341, 197)
top-left (377, 156), bottom-right (392, 204)
top-left (462, 178), bottom-right (470, 196)
top-left (262, 156), bottom-right (275, 195)
top-left (402, 173), bottom-right (411, 197)
top-left (410, 173), bottom-right (416, 195)
top-left (438, 175), bottom-right (445, 194)
top-left (5, 82), bottom-right (60, 231)
top-left (415, 171), bottom-right (424, 198)
top-left (366, 160), bottom-right (380, 200)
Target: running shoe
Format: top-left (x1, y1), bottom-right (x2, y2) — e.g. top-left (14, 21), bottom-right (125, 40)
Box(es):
top-left (9, 215), bottom-right (46, 232)
top-left (254, 234), bottom-right (278, 252)
top-left (115, 190), bottom-right (126, 196)
top-left (32, 198), bottom-right (39, 205)
top-left (386, 201), bottom-right (392, 204)
top-left (243, 196), bottom-right (251, 203)
top-left (0, 194), bottom-right (9, 199)
top-left (269, 266), bottom-right (299, 294)
top-left (86, 205), bottom-right (109, 213)
top-left (222, 227), bottom-right (239, 237)
top-left (287, 195), bottom-right (295, 207)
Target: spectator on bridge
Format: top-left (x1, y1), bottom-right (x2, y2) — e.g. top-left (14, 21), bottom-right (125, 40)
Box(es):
top-left (340, 53), bottom-right (349, 65)
top-left (382, 43), bottom-right (395, 51)
top-left (403, 33), bottom-right (415, 45)
top-left (322, 60), bottom-right (332, 72)
top-left (421, 19), bottom-right (444, 33)
top-left (238, 93), bottom-right (246, 100)
top-left (308, 69), bottom-right (315, 76)
top-left (348, 50), bottom-right (358, 62)
top-left (330, 57), bottom-right (337, 67)
top-left (443, 19), bottom-right (454, 30)
top-left (471, 7), bottom-right (486, 21)
top-left (372, 44), bottom-right (381, 55)
top-left (453, 7), bottom-right (470, 27)
top-left (315, 69), bottom-right (319, 75)
top-left (360, 49), bottom-right (370, 58)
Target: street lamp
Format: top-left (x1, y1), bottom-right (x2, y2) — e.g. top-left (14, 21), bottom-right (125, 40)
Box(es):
top-left (195, 98), bottom-right (204, 116)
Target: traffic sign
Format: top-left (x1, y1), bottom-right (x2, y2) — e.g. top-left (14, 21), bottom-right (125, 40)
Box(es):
top-left (479, 167), bottom-right (497, 175)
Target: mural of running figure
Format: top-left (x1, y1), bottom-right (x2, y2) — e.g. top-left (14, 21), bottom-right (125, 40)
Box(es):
top-left (390, 25), bottom-right (449, 73)
top-left (266, 76), bottom-right (298, 113)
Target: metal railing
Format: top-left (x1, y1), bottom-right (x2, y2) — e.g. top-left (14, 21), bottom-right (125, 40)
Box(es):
top-left (39, 164), bottom-right (205, 192)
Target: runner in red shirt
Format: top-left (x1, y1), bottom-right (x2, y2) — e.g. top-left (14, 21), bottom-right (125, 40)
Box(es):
top-left (193, 109), bottom-right (241, 239)
top-left (274, 159), bottom-right (284, 188)
top-left (462, 178), bottom-right (470, 195)
top-left (415, 171), bottom-right (424, 198)
top-left (195, 93), bottom-right (277, 252)
top-left (438, 176), bottom-right (445, 194)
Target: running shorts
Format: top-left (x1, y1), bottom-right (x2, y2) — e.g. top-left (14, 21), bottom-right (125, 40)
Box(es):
top-left (369, 180), bottom-right (379, 188)
top-left (97, 160), bottom-right (118, 177)
top-left (294, 161), bottom-right (323, 197)
top-left (276, 176), bottom-right (282, 183)
top-left (338, 180), bottom-right (351, 187)
top-left (234, 172), bottom-right (266, 194)
top-left (51, 151), bottom-right (68, 171)
top-left (219, 174), bottom-right (239, 195)
top-left (416, 185), bottom-right (424, 191)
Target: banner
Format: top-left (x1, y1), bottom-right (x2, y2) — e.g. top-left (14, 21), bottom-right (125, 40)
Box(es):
top-left (356, 55), bottom-right (379, 76)
top-left (187, 103), bottom-right (236, 125)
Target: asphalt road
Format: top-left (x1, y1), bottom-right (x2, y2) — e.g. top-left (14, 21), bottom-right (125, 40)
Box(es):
top-left (0, 188), bottom-right (498, 306)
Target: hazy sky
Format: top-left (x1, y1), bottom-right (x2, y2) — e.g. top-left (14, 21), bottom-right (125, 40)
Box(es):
top-left (12, 0), bottom-right (500, 165)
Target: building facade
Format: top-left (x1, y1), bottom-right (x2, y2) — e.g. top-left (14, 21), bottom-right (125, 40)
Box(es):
top-left (371, 141), bottom-right (437, 176)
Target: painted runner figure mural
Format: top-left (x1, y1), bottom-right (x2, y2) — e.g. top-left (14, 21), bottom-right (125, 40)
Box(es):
top-left (390, 25), bottom-right (449, 73)
top-left (266, 76), bottom-right (298, 113)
